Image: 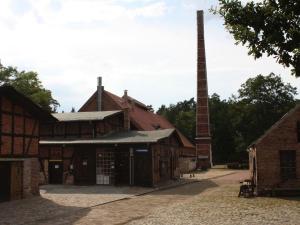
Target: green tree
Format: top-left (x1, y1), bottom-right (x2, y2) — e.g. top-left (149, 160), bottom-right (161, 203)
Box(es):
top-left (230, 73), bottom-right (297, 157)
top-left (209, 94), bottom-right (236, 164)
top-left (0, 65), bottom-right (59, 112)
top-left (157, 98), bottom-right (196, 142)
top-left (157, 73), bottom-right (298, 164)
top-left (213, 0), bottom-right (300, 76)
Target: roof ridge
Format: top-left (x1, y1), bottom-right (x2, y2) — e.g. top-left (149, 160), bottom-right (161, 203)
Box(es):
top-left (249, 103), bottom-right (300, 148)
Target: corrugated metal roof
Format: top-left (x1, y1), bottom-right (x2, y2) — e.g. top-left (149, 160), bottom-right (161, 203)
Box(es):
top-left (40, 128), bottom-right (175, 145)
top-left (52, 110), bottom-right (122, 121)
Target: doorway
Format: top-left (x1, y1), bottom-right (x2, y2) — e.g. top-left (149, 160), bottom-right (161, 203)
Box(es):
top-left (49, 161), bottom-right (63, 184)
top-left (10, 162), bottom-right (23, 200)
top-left (134, 149), bottom-right (152, 186)
top-left (74, 149), bottom-right (96, 185)
top-left (115, 151), bottom-right (130, 185)
top-left (0, 162), bottom-right (11, 202)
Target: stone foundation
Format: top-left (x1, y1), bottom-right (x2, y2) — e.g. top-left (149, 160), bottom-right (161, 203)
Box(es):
top-left (23, 158), bottom-right (40, 198)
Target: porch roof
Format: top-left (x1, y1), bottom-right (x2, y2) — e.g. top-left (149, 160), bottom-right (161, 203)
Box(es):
top-left (40, 128), bottom-right (175, 145)
top-left (52, 110), bottom-right (122, 122)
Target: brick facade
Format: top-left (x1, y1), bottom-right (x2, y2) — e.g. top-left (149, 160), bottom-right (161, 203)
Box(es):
top-left (249, 105), bottom-right (300, 195)
top-left (195, 10), bottom-right (212, 168)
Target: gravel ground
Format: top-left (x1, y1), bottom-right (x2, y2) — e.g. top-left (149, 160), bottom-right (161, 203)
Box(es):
top-left (129, 173), bottom-right (300, 225)
top-left (2, 170), bottom-right (298, 225)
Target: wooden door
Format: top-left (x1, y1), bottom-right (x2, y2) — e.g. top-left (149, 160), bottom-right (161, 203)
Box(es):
top-left (49, 161), bottom-right (63, 184)
top-left (10, 162), bottom-right (23, 200)
top-left (0, 162), bottom-right (11, 202)
top-left (134, 149), bottom-right (152, 187)
top-left (115, 151), bottom-right (130, 185)
top-left (74, 149), bottom-right (96, 185)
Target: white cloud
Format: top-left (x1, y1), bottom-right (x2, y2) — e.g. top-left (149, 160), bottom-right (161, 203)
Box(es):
top-left (129, 2), bottom-right (168, 18)
top-left (0, 0), bottom-right (298, 112)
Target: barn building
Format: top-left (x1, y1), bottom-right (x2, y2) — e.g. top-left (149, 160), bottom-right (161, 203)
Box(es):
top-left (79, 77), bottom-right (196, 172)
top-left (79, 78), bottom-right (195, 156)
top-left (248, 104), bottom-right (300, 195)
top-left (39, 106), bottom-right (184, 186)
top-left (0, 86), bottom-right (56, 202)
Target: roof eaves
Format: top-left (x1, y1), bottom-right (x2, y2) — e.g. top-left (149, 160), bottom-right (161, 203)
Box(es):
top-left (248, 104), bottom-right (300, 149)
top-left (0, 85), bottom-right (57, 122)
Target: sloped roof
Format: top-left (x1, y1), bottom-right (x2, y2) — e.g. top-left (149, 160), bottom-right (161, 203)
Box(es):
top-left (79, 89), bottom-right (195, 149)
top-left (0, 85), bottom-right (56, 121)
top-left (129, 104), bottom-right (174, 130)
top-left (40, 128), bottom-right (175, 145)
top-left (248, 104), bottom-right (300, 149)
top-left (53, 111), bottom-right (122, 122)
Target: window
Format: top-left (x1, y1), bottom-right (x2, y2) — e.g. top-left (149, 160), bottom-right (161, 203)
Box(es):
top-left (297, 121), bottom-right (300, 142)
top-left (280, 150), bottom-right (296, 180)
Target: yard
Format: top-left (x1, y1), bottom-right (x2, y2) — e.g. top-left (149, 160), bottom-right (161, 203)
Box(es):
top-left (0, 169), bottom-right (299, 225)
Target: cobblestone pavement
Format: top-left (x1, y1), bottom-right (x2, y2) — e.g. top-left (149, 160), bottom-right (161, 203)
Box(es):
top-left (0, 185), bottom-right (153, 225)
top-left (129, 172), bottom-right (300, 225)
top-left (5, 169), bottom-right (299, 225)
top-left (0, 169), bottom-right (235, 225)
top-left (40, 185), bottom-right (153, 207)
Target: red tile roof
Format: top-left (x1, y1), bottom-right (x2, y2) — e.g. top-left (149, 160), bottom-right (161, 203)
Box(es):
top-left (79, 89), bottom-right (195, 149)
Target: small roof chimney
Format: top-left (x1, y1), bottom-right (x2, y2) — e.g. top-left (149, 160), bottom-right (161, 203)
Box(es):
top-left (97, 76), bottom-right (103, 111)
top-left (124, 90), bottom-right (128, 98)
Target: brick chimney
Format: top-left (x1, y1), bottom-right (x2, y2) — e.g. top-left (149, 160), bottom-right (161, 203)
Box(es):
top-left (122, 90), bottom-right (130, 130)
top-left (195, 10), bottom-right (212, 168)
top-left (97, 77), bottom-right (103, 111)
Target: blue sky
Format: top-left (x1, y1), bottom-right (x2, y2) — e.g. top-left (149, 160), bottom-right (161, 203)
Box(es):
top-left (0, 0), bottom-right (299, 112)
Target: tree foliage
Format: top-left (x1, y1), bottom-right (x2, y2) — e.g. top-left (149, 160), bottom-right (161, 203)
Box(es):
top-left (213, 0), bottom-right (300, 76)
top-left (229, 73), bottom-right (297, 156)
top-left (157, 98), bottom-right (196, 142)
top-left (157, 73), bottom-right (298, 164)
top-left (0, 65), bottom-right (59, 112)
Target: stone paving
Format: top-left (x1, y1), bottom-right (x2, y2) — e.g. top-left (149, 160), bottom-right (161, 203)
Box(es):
top-left (0, 185), bottom-right (153, 225)
top-left (129, 172), bottom-right (300, 225)
top-left (0, 169), bottom-right (243, 225)
top-left (40, 185), bottom-right (153, 208)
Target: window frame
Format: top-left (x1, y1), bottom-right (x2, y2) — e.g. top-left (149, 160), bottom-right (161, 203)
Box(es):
top-left (280, 150), bottom-right (296, 181)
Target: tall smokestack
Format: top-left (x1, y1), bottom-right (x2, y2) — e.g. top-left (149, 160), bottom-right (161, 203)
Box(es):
top-left (97, 77), bottom-right (102, 111)
top-left (195, 10), bottom-right (212, 168)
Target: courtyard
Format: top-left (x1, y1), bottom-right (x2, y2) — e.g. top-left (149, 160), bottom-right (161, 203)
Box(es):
top-left (0, 169), bottom-right (299, 225)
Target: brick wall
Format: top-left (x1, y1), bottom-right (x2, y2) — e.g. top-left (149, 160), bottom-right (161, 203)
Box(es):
top-left (195, 10), bottom-right (211, 168)
top-left (23, 158), bottom-right (40, 198)
top-left (252, 106), bottom-right (300, 194)
top-left (79, 91), bottom-right (123, 112)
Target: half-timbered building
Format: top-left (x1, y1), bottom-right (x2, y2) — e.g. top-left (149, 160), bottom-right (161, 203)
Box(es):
top-left (79, 78), bottom-right (196, 172)
top-left (39, 109), bottom-right (182, 186)
top-left (0, 86), bottom-right (56, 202)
